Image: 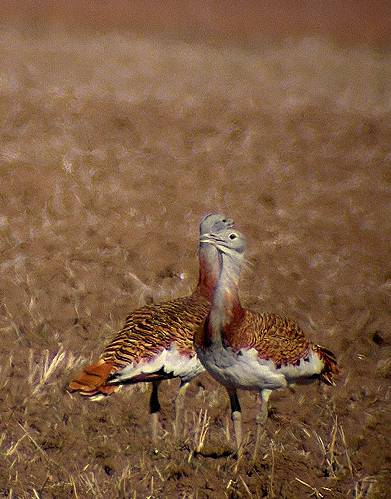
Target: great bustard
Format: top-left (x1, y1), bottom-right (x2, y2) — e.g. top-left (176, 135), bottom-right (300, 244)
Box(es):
top-left (194, 228), bottom-right (339, 454)
top-left (67, 213), bottom-right (234, 443)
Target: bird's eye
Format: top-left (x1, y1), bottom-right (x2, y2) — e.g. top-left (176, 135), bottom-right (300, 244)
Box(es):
top-left (222, 219), bottom-right (227, 223)
top-left (229, 233), bottom-right (237, 240)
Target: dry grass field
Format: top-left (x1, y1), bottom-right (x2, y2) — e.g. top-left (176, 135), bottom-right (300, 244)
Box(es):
top-left (0, 8), bottom-right (391, 498)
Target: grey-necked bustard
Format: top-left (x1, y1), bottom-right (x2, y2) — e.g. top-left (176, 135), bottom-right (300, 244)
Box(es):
top-left (67, 213), bottom-right (235, 443)
top-left (194, 228), bottom-right (339, 454)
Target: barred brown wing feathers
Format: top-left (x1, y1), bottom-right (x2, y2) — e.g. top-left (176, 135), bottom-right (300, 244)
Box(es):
top-left (68, 294), bottom-right (210, 396)
top-left (100, 295), bottom-right (209, 368)
top-left (229, 310), bottom-right (310, 366)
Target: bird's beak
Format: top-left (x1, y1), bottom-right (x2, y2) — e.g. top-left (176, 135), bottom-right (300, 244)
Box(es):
top-left (199, 233), bottom-right (217, 245)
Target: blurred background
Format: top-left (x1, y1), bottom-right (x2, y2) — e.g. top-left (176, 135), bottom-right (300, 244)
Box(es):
top-left (2, 0), bottom-right (391, 45)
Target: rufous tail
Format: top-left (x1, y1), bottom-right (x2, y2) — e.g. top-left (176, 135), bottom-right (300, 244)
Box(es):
top-left (67, 360), bottom-right (117, 397)
top-left (316, 345), bottom-right (339, 386)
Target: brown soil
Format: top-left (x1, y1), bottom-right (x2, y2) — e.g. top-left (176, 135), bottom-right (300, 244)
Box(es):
top-left (0, 8), bottom-right (390, 498)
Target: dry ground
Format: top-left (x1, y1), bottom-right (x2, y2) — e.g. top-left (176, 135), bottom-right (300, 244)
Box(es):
top-left (0, 24), bottom-right (390, 498)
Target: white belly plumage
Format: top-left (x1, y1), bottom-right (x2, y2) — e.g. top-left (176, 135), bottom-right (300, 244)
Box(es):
top-left (196, 345), bottom-right (323, 392)
top-left (110, 343), bottom-right (205, 384)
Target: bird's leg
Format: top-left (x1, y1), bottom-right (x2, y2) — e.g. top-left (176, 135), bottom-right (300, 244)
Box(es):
top-left (174, 381), bottom-right (189, 441)
top-left (227, 387), bottom-right (242, 454)
top-left (252, 389), bottom-right (271, 461)
top-left (149, 380), bottom-right (162, 446)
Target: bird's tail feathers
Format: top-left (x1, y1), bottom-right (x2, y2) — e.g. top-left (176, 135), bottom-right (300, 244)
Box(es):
top-left (67, 360), bottom-right (117, 398)
top-left (316, 345), bottom-right (339, 386)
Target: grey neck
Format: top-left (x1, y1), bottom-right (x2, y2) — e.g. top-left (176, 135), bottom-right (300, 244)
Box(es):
top-left (208, 251), bottom-right (243, 344)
